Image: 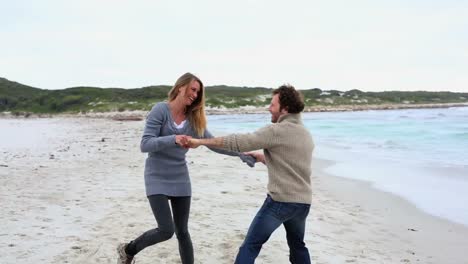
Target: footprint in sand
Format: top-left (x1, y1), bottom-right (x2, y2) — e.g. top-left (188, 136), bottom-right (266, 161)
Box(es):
top-left (236, 233), bottom-right (245, 240)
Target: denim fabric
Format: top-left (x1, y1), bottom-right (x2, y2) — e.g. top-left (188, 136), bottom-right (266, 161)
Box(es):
top-left (235, 195), bottom-right (311, 264)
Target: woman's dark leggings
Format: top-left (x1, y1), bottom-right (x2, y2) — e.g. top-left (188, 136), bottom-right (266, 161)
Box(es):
top-left (125, 194), bottom-right (193, 264)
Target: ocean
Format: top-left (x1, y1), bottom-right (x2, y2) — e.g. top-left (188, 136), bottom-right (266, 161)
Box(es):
top-left (207, 107), bottom-right (468, 227)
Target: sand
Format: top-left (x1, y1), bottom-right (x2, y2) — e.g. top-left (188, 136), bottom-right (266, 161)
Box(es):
top-left (1, 117), bottom-right (468, 264)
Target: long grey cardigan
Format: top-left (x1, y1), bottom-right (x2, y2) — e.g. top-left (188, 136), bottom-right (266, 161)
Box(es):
top-left (140, 102), bottom-right (254, 197)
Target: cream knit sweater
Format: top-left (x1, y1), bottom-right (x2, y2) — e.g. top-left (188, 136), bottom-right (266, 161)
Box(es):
top-left (222, 113), bottom-right (314, 204)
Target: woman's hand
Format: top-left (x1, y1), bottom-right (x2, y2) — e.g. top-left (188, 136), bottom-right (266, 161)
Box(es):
top-left (175, 135), bottom-right (192, 148)
top-left (245, 151), bottom-right (266, 164)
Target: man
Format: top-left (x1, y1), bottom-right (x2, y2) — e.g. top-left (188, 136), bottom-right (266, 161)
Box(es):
top-left (187, 85), bottom-right (314, 263)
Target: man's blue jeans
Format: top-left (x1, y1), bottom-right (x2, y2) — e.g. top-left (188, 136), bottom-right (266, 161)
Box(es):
top-left (234, 195), bottom-right (311, 264)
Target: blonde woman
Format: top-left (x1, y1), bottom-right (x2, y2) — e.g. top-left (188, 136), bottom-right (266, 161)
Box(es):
top-left (117, 73), bottom-right (254, 264)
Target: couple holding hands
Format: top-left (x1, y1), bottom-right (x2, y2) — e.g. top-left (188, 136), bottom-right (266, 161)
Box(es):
top-left (117, 73), bottom-right (314, 264)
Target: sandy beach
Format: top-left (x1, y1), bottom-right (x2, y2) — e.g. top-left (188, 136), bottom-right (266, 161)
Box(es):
top-left (1, 117), bottom-right (468, 264)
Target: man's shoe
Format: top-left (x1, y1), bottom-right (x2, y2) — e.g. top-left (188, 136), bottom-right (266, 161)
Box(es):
top-left (117, 243), bottom-right (134, 264)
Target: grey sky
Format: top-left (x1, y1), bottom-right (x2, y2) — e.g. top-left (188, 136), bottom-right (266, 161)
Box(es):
top-left (1, 0), bottom-right (467, 92)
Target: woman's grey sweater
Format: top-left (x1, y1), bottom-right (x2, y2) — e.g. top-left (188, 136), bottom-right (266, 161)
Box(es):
top-left (140, 102), bottom-right (254, 197)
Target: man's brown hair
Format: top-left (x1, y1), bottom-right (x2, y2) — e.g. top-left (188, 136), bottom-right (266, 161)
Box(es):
top-left (272, 84), bottom-right (305, 113)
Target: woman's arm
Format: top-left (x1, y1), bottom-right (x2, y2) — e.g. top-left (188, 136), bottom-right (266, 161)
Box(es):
top-left (140, 104), bottom-right (186, 153)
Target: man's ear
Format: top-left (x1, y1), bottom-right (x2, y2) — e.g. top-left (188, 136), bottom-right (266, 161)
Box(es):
top-left (281, 107), bottom-right (288, 114)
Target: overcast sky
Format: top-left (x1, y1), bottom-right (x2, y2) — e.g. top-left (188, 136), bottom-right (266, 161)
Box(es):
top-left (1, 0), bottom-right (467, 92)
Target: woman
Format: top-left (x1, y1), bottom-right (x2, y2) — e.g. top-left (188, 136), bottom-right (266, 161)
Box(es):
top-left (117, 72), bottom-right (255, 264)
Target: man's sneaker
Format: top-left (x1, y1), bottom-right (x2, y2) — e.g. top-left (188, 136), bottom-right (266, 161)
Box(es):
top-left (117, 243), bottom-right (134, 264)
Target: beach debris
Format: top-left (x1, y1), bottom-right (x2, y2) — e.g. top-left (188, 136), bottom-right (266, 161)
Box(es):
top-left (49, 154), bottom-right (55, 159)
top-left (0, 164), bottom-right (8, 167)
top-left (407, 228), bottom-right (418, 232)
top-left (8, 243), bottom-right (15, 247)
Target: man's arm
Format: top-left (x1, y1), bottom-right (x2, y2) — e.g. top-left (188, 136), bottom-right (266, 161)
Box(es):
top-left (188, 125), bottom-right (275, 152)
top-left (187, 137), bottom-right (224, 148)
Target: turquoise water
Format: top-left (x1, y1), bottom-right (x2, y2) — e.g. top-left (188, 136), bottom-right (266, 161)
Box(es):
top-left (207, 107), bottom-right (468, 226)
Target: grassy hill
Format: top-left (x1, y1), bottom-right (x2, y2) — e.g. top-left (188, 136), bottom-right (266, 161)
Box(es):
top-left (1, 77), bottom-right (467, 114)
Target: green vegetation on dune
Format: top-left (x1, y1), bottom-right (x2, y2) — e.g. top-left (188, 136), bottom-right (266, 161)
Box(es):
top-left (1, 77), bottom-right (467, 114)
top-left (205, 85), bottom-right (271, 108)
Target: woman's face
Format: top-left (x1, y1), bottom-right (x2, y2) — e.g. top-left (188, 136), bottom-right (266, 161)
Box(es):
top-left (178, 80), bottom-right (201, 106)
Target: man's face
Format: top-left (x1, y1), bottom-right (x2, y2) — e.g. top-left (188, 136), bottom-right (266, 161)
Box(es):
top-left (268, 94), bottom-right (287, 123)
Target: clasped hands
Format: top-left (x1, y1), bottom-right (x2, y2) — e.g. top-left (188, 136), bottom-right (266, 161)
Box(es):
top-left (175, 135), bottom-right (201, 149)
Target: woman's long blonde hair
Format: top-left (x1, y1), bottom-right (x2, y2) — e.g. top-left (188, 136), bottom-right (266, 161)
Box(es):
top-left (168, 72), bottom-right (206, 137)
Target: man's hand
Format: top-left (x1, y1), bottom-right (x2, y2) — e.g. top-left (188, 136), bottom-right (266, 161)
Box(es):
top-left (186, 138), bottom-right (202, 149)
top-left (245, 151), bottom-right (266, 164)
top-left (175, 135), bottom-right (192, 148)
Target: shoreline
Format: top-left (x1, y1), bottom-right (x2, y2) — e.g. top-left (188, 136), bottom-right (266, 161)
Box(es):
top-left (1, 102), bottom-right (467, 119)
top-left (312, 158), bottom-right (468, 264)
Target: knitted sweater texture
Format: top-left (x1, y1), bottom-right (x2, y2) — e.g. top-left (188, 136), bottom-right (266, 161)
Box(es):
top-left (223, 113), bottom-right (314, 204)
top-left (141, 102), bottom-right (255, 197)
